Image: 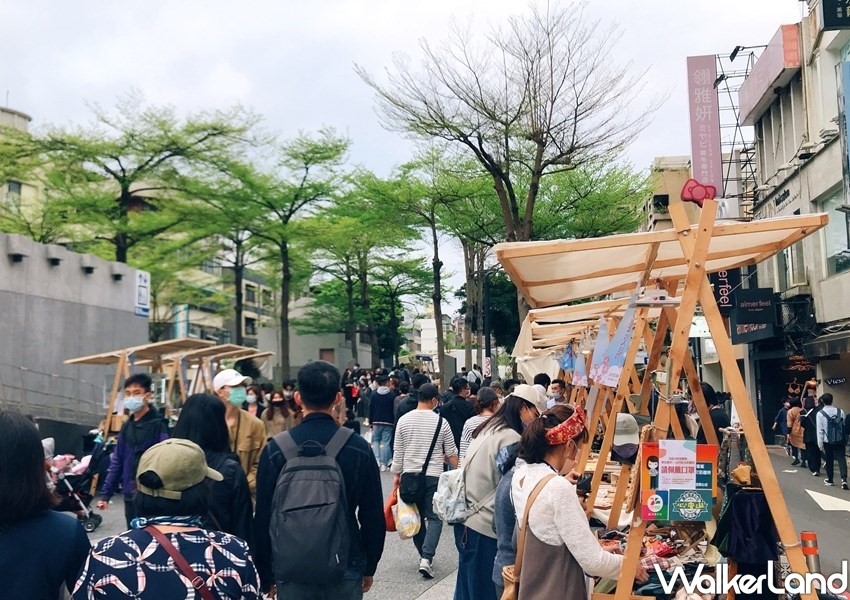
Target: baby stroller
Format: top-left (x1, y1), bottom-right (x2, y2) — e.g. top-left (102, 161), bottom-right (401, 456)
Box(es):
top-left (54, 433), bottom-right (107, 533)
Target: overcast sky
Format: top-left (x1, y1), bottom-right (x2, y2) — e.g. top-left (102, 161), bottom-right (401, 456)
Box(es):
top-left (1, 0), bottom-right (805, 313)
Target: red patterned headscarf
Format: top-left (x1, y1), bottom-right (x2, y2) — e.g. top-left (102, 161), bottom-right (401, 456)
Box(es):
top-left (545, 406), bottom-right (587, 446)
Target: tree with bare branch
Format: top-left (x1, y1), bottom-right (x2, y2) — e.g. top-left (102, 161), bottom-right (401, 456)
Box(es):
top-left (357, 3), bottom-right (659, 318)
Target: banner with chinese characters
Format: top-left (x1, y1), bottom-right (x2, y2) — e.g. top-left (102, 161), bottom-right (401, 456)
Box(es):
top-left (640, 441), bottom-right (718, 522)
top-left (687, 56), bottom-right (723, 196)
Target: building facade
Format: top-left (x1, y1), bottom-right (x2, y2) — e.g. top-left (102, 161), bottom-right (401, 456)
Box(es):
top-left (740, 6), bottom-right (850, 425)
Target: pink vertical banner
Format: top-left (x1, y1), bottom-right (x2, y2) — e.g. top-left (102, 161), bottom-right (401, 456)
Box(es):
top-left (687, 55), bottom-right (723, 194)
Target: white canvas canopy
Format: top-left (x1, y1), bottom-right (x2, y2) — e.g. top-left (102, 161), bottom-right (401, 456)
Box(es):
top-left (495, 213), bottom-right (828, 308)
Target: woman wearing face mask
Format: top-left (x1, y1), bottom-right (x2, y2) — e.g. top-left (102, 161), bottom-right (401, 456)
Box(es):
top-left (453, 387), bottom-right (539, 600)
top-left (261, 389), bottom-right (295, 436)
top-left (244, 385), bottom-right (265, 419)
top-left (281, 382), bottom-right (302, 426)
top-left (510, 405), bottom-right (648, 599)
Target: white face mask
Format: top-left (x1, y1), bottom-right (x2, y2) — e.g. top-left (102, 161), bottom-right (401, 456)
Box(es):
top-left (283, 391), bottom-right (294, 399)
top-left (247, 394), bottom-right (257, 404)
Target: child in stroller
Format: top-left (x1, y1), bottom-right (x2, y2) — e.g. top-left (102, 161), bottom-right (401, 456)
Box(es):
top-left (47, 431), bottom-right (111, 533)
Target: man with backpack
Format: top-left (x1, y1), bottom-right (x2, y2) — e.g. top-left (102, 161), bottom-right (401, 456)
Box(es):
top-left (393, 383), bottom-right (458, 579)
top-left (816, 393), bottom-right (848, 490)
top-left (253, 361), bottom-right (385, 599)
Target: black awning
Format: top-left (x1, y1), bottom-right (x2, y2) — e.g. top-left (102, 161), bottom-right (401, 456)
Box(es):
top-left (803, 330), bottom-right (850, 358)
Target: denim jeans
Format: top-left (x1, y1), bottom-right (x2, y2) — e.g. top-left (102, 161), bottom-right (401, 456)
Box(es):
top-left (453, 525), bottom-right (498, 600)
top-left (824, 443), bottom-right (848, 482)
top-left (413, 476), bottom-right (442, 561)
top-left (371, 424), bottom-right (393, 466)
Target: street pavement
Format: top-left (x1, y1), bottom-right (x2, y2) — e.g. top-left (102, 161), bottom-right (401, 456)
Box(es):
top-left (85, 447), bottom-right (848, 599)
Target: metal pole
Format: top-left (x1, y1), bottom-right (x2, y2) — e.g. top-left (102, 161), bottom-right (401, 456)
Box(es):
top-left (484, 271), bottom-right (492, 379)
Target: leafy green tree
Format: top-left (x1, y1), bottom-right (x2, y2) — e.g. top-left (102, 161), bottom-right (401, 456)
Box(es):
top-left (3, 93), bottom-right (258, 264)
top-left (241, 130), bottom-right (349, 378)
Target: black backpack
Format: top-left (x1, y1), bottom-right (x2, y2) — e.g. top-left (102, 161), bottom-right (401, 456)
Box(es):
top-left (825, 409), bottom-right (847, 445)
top-left (270, 427), bottom-right (353, 584)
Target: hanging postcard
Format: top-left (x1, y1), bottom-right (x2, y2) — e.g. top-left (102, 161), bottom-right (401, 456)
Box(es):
top-left (559, 341), bottom-right (576, 372)
top-left (597, 294), bottom-right (638, 387)
top-left (572, 349), bottom-right (588, 387)
top-left (588, 318), bottom-right (609, 382)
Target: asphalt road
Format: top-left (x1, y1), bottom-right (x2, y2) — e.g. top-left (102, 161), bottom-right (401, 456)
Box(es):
top-left (84, 447), bottom-right (848, 599)
top-left (768, 447), bottom-right (850, 575)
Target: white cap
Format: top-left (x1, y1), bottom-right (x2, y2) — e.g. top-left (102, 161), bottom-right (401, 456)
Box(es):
top-left (612, 413), bottom-right (640, 447)
top-left (213, 368), bottom-right (252, 392)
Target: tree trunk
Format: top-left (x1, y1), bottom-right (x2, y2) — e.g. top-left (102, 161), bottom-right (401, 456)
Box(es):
top-left (462, 241), bottom-right (473, 371)
top-left (357, 251), bottom-right (380, 367)
top-left (114, 188), bottom-right (132, 263)
top-left (430, 223), bottom-right (447, 390)
top-left (233, 239), bottom-right (244, 346)
top-left (345, 263), bottom-right (358, 362)
top-left (475, 248), bottom-right (485, 369)
top-left (516, 291), bottom-right (530, 328)
top-left (279, 242), bottom-right (292, 379)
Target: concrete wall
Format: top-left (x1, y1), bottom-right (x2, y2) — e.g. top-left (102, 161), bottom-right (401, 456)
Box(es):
top-left (0, 234), bottom-right (148, 425)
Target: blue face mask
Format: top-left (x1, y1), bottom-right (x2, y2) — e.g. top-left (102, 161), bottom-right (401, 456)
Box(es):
top-left (124, 396), bottom-right (144, 414)
top-left (229, 387), bottom-right (247, 407)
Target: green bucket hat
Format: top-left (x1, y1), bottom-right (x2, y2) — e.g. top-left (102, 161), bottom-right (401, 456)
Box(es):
top-left (136, 439), bottom-right (223, 500)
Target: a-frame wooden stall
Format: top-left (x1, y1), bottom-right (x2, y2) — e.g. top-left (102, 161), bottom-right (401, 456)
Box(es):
top-left (65, 338), bottom-right (217, 435)
top-left (496, 205), bottom-right (828, 600)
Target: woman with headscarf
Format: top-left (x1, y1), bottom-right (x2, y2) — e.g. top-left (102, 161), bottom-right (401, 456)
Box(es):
top-left (510, 404), bottom-right (648, 599)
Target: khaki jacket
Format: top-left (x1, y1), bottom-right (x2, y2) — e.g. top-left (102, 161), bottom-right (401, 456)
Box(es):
top-left (228, 409), bottom-right (267, 499)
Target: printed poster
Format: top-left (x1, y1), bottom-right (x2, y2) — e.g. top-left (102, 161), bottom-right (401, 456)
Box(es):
top-left (572, 351), bottom-right (588, 387)
top-left (588, 318), bottom-right (610, 382)
top-left (658, 440), bottom-right (697, 490)
top-left (597, 294), bottom-right (638, 387)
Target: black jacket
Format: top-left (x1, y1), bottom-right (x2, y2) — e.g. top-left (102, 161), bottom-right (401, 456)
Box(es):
top-left (696, 406), bottom-right (732, 444)
top-left (801, 406), bottom-right (822, 444)
top-left (204, 450), bottom-right (253, 551)
top-left (253, 413), bottom-right (385, 591)
top-left (440, 392), bottom-right (475, 449)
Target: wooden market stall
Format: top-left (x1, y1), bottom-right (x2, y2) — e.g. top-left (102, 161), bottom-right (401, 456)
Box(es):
top-left (496, 201), bottom-right (828, 600)
top-left (65, 338), bottom-right (216, 435)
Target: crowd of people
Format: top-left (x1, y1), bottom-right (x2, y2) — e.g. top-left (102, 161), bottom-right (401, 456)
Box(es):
top-left (774, 391), bottom-right (849, 490)
top-left (2, 361), bottom-right (655, 599)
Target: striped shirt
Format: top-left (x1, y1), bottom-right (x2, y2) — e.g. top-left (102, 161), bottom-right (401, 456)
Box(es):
top-left (459, 415), bottom-right (491, 459)
top-left (392, 409), bottom-right (457, 478)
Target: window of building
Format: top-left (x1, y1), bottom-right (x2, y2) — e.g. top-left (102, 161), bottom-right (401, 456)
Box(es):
top-left (245, 284), bottom-right (257, 305)
top-left (245, 317), bottom-right (257, 336)
top-left (652, 194), bottom-right (669, 213)
top-left (320, 348), bottom-right (335, 363)
top-left (6, 180), bottom-right (21, 207)
top-left (821, 193), bottom-right (850, 276)
top-left (261, 289), bottom-right (272, 307)
top-left (201, 259), bottom-right (219, 275)
top-left (777, 211), bottom-right (807, 289)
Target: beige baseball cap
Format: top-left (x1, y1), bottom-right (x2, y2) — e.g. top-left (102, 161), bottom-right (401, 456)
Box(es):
top-left (136, 439), bottom-right (223, 500)
top-left (512, 384), bottom-right (547, 413)
top-left (213, 368), bottom-right (252, 392)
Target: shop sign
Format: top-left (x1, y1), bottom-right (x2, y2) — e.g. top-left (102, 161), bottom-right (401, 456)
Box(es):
top-left (135, 271), bottom-right (150, 318)
top-left (687, 56), bottom-right (723, 193)
top-left (782, 354), bottom-right (816, 373)
top-left (826, 377), bottom-right (848, 386)
top-left (709, 269), bottom-right (742, 315)
top-left (731, 288), bottom-right (777, 344)
top-left (821, 0), bottom-right (850, 31)
top-left (734, 288), bottom-right (776, 324)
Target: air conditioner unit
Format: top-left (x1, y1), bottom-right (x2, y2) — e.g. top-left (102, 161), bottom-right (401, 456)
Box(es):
top-left (820, 127), bottom-right (839, 140)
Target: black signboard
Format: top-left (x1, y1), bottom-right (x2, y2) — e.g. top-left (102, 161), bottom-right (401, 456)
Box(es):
top-left (709, 269), bottom-right (742, 315)
top-left (734, 288), bottom-right (776, 325)
top-left (821, 0), bottom-right (850, 31)
top-left (731, 320), bottom-right (776, 344)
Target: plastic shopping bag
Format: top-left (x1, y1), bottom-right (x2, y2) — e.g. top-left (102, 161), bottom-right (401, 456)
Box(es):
top-left (384, 486), bottom-right (398, 532)
top-left (394, 498), bottom-right (421, 540)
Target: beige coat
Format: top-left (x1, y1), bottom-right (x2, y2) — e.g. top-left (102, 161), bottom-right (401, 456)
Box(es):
top-left (228, 410), bottom-right (267, 499)
top-left (787, 406), bottom-right (805, 449)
